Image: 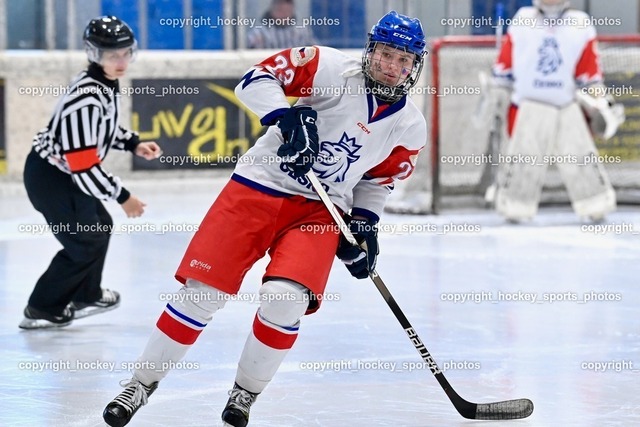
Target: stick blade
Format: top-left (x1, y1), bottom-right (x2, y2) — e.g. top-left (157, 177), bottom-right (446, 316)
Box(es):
top-left (474, 398), bottom-right (534, 420)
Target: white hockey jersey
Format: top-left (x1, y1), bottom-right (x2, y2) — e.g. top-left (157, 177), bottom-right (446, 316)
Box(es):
top-left (233, 46), bottom-right (427, 220)
top-left (493, 7), bottom-right (602, 108)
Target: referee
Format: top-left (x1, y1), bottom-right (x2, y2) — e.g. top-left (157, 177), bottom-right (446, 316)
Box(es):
top-left (19, 16), bottom-right (162, 329)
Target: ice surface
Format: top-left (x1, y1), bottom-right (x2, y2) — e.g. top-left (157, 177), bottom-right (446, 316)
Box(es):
top-left (1, 180), bottom-right (638, 426)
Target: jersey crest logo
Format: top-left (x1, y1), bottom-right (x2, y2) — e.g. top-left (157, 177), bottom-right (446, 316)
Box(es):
top-left (537, 37), bottom-right (563, 75)
top-left (313, 132), bottom-right (361, 182)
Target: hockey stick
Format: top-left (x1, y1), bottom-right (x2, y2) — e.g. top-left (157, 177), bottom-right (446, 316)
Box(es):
top-left (306, 170), bottom-right (534, 420)
top-left (480, 1), bottom-right (507, 205)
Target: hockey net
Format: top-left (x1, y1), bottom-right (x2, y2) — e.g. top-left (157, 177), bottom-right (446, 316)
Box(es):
top-left (386, 34), bottom-right (640, 214)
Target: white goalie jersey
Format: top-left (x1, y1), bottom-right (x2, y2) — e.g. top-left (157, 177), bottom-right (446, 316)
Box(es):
top-left (233, 46), bottom-right (427, 220)
top-left (493, 7), bottom-right (602, 108)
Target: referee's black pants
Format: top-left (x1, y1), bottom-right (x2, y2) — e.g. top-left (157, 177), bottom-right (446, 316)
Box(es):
top-left (23, 149), bottom-right (112, 316)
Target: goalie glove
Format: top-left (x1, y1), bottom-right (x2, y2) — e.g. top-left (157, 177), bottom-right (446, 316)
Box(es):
top-left (276, 105), bottom-right (319, 177)
top-left (336, 216), bottom-right (379, 280)
top-left (472, 71), bottom-right (511, 128)
top-left (575, 88), bottom-right (625, 140)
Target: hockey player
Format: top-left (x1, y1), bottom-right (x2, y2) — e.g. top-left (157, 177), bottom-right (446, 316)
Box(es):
top-left (103, 10), bottom-right (427, 427)
top-left (492, 0), bottom-right (624, 222)
top-left (19, 16), bottom-right (161, 329)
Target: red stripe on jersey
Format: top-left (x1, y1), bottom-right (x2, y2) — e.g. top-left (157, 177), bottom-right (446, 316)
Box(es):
top-left (156, 311), bottom-right (203, 345)
top-left (257, 46), bottom-right (320, 97)
top-left (372, 103), bottom-right (390, 119)
top-left (64, 148), bottom-right (100, 172)
top-left (252, 313), bottom-right (298, 350)
top-left (366, 146), bottom-right (422, 185)
top-left (575, 38), bottom-right (602, 84)
top-left (494, 34), bottom-right (513, 75)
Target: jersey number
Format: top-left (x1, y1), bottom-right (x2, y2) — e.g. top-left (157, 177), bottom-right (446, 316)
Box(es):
top-left (264, 55), bottom-right (294, 86)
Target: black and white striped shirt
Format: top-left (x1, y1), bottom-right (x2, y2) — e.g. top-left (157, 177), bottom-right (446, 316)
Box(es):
top-left (32, 62), bottom-right (139, 203)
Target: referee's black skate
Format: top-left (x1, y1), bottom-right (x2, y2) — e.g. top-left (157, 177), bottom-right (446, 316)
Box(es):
top-left (18, 305), bottom-right (73, 329)
top-left (103, 378), bottom-right (158, 427)
top-left (221, 383), bottom-right (259, 427)
top-left (71, 288), bottom-right (120, 319)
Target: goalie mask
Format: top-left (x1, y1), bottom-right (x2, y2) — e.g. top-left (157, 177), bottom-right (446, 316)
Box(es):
top-left (533, 0), bottom-right (570, 18)
top-left (83, 16), bottom-right (137, 65)
top-left (363, 11), bottom-right (427, 103)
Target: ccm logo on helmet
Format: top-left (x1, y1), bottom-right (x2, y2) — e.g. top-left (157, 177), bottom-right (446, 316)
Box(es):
top-left (393, 32), bottom-right (412, 40)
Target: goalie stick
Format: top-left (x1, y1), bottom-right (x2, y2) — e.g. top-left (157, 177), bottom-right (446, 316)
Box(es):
top-left (483, 1), bottom-right (506, 205)
top-left (306, 170), bottom-right (534, 420)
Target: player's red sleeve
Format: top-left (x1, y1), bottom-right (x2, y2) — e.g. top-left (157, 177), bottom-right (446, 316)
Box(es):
top-left (575, 38), bottom-right (603, 85)
top-left (255, 46), bottom-right (320, 97)
top-left (365, 146), bottom-right (421, 185)
top-left (494, 34), bottom-right (513, 78)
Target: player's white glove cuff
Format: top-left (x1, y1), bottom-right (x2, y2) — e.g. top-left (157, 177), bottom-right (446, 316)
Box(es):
top-left (341, 251), bottom-right (367, 266)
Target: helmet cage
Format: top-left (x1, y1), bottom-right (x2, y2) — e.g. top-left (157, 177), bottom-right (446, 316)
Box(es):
top-left (533, 0), bottom-right (570, 17)
top-left (362, 11), bottom-right (427, 102)
top-left (362, 39), bottom-right (425, 103)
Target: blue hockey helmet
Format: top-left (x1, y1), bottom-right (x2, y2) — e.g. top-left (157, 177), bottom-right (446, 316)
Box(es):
top-left (363, 11), bottom-right (427, 102)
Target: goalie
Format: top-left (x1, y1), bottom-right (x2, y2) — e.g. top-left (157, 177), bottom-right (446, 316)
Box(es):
top-left (491, 0), bottom-right (625, 222)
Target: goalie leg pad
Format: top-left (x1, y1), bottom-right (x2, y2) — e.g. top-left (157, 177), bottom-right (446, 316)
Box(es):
top-left (554, 102), bottom-right (616, 218)
top-left (496, 100), bottom-right (558, 221)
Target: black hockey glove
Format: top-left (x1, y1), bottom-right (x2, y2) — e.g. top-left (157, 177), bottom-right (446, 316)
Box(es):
top-left (276, 106), bottom-right (319, 177)
top-left (336, 216), bottom-right (379, 280)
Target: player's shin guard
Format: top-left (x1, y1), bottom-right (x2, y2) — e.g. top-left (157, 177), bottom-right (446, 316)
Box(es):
top-left (235, 279), bottom-right (309, 391)
top-left (223, 280), bottom-right (309, 426)
top-left (104, 279), bottom-right (229, 426)
top-left (134, 279), bottom-right (229, 385)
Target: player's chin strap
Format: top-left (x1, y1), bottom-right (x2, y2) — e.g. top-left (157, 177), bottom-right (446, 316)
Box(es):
top-left (305, 170), bottom-right (534, 421)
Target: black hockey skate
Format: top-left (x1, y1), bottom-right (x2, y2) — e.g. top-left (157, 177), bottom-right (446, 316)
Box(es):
top-left (18, 305), bottom-right (74, 329)
top-left (103, 378), bottom-right (158, 427)
top-left (221, 383), bottom-right (259, 427)
top-left (71, 288), bottom-right (120, 319)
